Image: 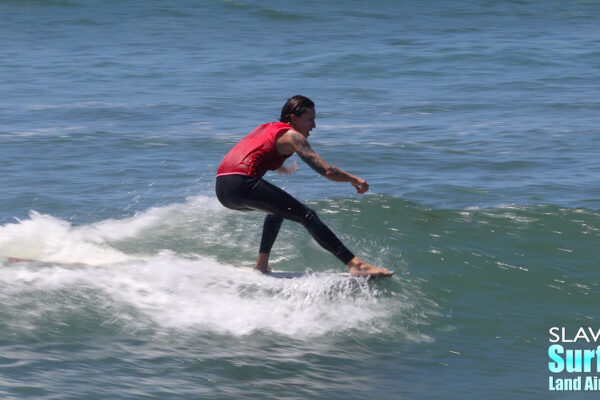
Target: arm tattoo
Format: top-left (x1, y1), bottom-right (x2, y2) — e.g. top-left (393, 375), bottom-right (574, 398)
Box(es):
top-left (291, 133), bottom-right (339, 177)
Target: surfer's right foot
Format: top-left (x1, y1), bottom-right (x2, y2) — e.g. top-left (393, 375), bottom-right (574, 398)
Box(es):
top-left (346, 257), bottom-right (394, 277)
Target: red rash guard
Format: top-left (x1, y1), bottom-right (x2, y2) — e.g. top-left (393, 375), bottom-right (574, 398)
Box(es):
top-left (216, 122), bottom-right (293, 178)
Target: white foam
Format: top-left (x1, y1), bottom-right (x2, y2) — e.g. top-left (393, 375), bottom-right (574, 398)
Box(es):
top-left (0, 196), bottom-right (225, 264)
top-left (0, 199), bottom-right (431, 341)
top-left (0, 253), bottom-right (424, 340)
top-left (0, 211), bottom-right (131, 265)
top-left (100, 254), bottom-right (390, 337)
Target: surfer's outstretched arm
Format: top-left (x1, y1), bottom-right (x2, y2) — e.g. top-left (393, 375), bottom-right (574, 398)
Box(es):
top-left (286, 132), bottom-right (370, 193)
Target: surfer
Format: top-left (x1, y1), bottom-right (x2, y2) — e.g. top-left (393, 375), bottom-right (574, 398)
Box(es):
top-left (215, 95), bottom-right (393, 277)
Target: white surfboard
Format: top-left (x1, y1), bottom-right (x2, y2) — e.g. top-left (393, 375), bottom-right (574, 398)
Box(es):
top-left (264, 270), bottom-right (352, 279)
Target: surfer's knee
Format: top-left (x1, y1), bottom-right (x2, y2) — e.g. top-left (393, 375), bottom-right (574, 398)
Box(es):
top-left (302, 208), bottom-right (320, 226)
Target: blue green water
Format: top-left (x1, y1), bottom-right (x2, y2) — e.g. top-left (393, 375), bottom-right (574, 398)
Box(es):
top-left (1, 1), bottom-right (599, 398)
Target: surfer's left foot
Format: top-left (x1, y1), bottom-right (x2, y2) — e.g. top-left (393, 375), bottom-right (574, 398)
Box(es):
top-left (346, 257), bottom-right (394, 277)
top-left (254, 253), bottom-right (272, 273)
top-left (254, 265), bottom-right (272, 273)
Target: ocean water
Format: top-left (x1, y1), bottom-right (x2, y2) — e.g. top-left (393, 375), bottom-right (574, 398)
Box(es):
top-left (1, 0), bottom-right (599, 398)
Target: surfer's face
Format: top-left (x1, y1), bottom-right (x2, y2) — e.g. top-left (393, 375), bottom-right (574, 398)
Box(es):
top-left (290, 107), bottom-right (316, 138)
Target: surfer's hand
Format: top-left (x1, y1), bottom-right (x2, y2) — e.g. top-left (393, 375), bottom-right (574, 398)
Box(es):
top-left (352, 178), bottom-right (369, 194)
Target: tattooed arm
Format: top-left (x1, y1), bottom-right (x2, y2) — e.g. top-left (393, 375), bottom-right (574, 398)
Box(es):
top-left (287, 131), bottom-right (370, 193)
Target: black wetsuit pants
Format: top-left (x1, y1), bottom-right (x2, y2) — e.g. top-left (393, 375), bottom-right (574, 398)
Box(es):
top-left (215, 174), bottom-right (354, 265)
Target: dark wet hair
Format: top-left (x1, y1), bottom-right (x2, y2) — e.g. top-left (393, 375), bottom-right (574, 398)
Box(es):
top-left (280, 95), bottom-right (315, 123)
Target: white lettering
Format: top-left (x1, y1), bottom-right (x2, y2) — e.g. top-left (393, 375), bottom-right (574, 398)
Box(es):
top-left (585, 376), bottom-right (599, 391)
top-left (590, 328), bottom-right (600, 342)
top-left (561, 327), bottom-right (573, 343)
top-left (549, 376), bottom-right (582, 391)
top-left (575, 327), bottom-right (590, 343)
top-left (549, 327), bottom-right (560, 343)
top-left (553, 327), bottom-right (600, 343)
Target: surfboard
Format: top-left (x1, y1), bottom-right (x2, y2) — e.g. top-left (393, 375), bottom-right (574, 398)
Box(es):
top-left (2, 257), bottom-right (392, 279)
top-left (3, 256), bottom-right (36, 263)
top-left (263, 270), bottom-right (391, 280)
top-left (264, 271), bottom-right (352, 279)
top-left (1, 256), bottom-right (96, 268)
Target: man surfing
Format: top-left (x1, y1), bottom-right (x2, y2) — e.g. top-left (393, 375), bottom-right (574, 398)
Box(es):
top-left (215, 95), bottom-right (393, 278)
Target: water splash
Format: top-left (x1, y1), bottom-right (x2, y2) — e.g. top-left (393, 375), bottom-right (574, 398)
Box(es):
top-left (0, 201), bottom-right (431, 342)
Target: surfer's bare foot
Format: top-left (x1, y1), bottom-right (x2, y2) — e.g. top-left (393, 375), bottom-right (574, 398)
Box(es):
top-left (346, 257), bottom-right (393, 277)
top-left (254, 265), bottom-right (272, 273)
top-left (254, 253), bottom-right (272, 273)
